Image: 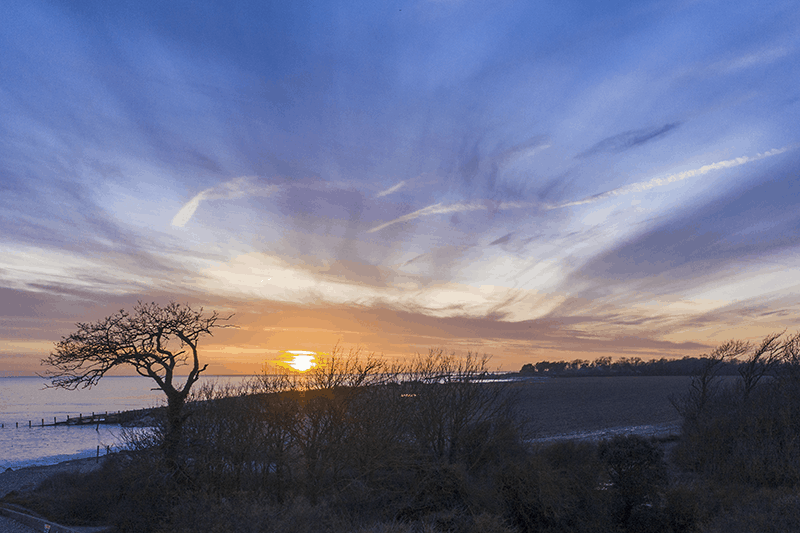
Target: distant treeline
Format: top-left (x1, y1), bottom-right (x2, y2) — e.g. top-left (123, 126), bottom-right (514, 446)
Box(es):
top-left (517, 356), bottom-right (742, 376)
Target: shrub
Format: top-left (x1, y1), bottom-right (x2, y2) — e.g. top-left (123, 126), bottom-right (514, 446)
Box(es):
top-left (2, 453), bottom-right (179, 532)
top-left (700, 488), bottom-right (800, 533)
top-left (598, 435), bottom-right (668, 528)
top-left (664, 484), bottom-right (706, 533)
top-left (499, 442), bottom-right (610, 532)
top-left (674, 379), bottom-right (800, 486)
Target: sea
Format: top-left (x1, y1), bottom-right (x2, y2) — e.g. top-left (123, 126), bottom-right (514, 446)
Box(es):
top-left (0, 375), bottom-right (252, 471)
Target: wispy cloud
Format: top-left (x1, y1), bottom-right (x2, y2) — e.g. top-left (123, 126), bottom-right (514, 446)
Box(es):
top-left (172, 189), bottom-right (213, 228)
top-left (715, 45), bottom-right (793, 73)
top-left (376, 181), bottom-right (406, 198)
top-left (367, 200), bottom-right (531, 233)
top-left (368, 146), bottom-right (795, 233)
top-left (560, 152), bottom-right (800, 308)
top-left (3, 0), bottom-right (800, 372)
top-left (553, 145), bottom-right (795, 209)
top-left (171, 177), bottom-right (278, 228)
top-left (496, 138), bottom-right (551, 168)
top-left (576, 123), bottom-right (681, 159)
top-left (197, 251), bottom-right (563, 321)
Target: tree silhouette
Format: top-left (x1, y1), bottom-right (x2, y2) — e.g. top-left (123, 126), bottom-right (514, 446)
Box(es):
top-left (42, 301), bottom-right (232, 471)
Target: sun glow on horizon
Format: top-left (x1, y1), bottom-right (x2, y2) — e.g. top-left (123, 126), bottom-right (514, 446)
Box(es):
top-left (283, 350), bottom-right (317, 372)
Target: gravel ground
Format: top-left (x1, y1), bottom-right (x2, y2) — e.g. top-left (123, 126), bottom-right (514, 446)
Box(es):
top-left (0, 458), bottom-right (108, 533)
top-left (0, 515), bottom-right (36, 533)
top-left (0, 457), bottom-right (105, 499)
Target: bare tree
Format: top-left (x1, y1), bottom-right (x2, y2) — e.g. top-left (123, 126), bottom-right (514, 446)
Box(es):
top-left (778, 331), bottom-right (800, 383)
top-left (42, 301), bottom-right (232, 470)
top-left (671, 340), bottom-right (749, 421)
top-left (306, 343), bottom-right (388, 390)
top-left (404, 348), bottom-right (519, 468)
top-left (738, 332), bottom-right (784, 399)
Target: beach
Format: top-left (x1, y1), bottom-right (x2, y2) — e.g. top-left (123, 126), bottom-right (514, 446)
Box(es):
top-left (1, 457), bottom-right (105, 500)
top-left (0, 457), bottom-right (109, 533)
top-left (0, 513), bottom-right (35, 533)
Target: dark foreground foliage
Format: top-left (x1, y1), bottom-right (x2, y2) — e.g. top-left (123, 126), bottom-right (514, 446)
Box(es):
top-left (9, 334), bottom-right (800, 532)
top-left (6, 436), bottom-right (677, 533)
top-left (672, 332), bottom-right (800, 486)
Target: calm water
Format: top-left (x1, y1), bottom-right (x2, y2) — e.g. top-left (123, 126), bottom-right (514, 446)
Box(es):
top-left (0, 375), bottom-right (251, 470)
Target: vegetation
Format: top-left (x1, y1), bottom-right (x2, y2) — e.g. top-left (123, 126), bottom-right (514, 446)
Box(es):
top-left (9, 331), bottom-right (800, 532)
top-left (12, 347), bottom-right (528, 532)
top-left (672, 332), bottom-right (800, 486)
top-left (41, 301), bottom-right (232, 470)
top-left (518, 354), bottom-right (742, 377)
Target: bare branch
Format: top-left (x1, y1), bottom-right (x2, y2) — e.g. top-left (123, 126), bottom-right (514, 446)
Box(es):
top-left (738, 331), bottom-right (784, 399)
top-left (40, 301), bottom-right (233, 471)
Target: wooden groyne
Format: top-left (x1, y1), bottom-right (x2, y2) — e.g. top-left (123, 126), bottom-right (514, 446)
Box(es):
top-left (1, 407), bottom-right (161, 429)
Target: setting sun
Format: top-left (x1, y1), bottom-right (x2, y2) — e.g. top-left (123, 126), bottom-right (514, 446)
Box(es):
top-left (284, 350), bottom-right (317, 372)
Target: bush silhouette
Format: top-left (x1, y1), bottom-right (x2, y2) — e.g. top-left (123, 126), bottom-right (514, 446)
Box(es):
top-left (598, 435), bottom-right (667, 527)
top-left (498, 441), bottom-right (610, 532)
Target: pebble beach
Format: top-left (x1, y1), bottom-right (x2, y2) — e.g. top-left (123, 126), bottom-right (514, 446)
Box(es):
top-left (0, 457), bottom-right (108, 533)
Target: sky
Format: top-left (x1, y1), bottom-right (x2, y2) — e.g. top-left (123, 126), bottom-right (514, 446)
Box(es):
top-left (2, 0), bottom-right (800, 375)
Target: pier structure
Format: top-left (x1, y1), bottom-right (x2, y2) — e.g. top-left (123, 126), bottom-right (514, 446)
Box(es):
top-left (0, 407), bottom-right (159, 429)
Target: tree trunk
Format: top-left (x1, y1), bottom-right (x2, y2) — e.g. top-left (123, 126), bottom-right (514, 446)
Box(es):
top-left (164, 393), bottom-right (186, 472)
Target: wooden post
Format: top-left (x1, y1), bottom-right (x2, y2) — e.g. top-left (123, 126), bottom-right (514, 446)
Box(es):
top-left (16, 422), bottom-right (18, 428)
top-left (41, 419), bottom-right (44, 427)
top-left (54, 417), bottom-right (57, 425)
top-left (96, 445), bottom-right (99, 463)
top-left (28, 420), bottom-right (31, 428)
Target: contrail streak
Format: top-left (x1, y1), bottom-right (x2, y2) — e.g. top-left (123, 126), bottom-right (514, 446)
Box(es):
top-left (171, 189), bottom-right (212, 228)
top-left (171, 177), bottom-right (277, 228)
top-left (367, 145), bottom-right (795, 232)
top-left (376, 180), bottom-right (406, 198)
top-left (550, 145), bottom-right (793, 209)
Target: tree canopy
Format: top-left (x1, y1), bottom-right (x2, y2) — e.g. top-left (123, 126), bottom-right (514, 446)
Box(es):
top-left (42, 301), bottom-right (232, 467)
top-left (44, 301), bottom-right (229, 390)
